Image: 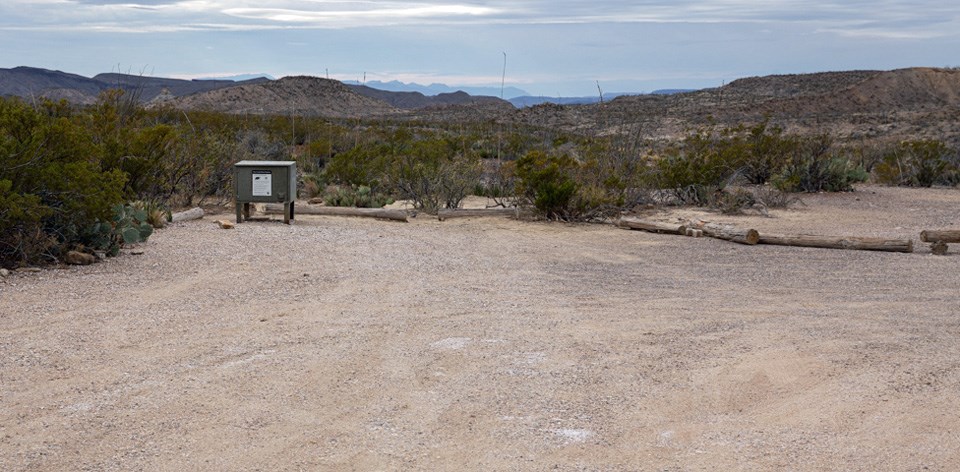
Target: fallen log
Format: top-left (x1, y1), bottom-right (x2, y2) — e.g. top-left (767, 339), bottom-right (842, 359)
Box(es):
top-left (758, 233), bottom-right (913, 253)
top-left (688, 220), bottom-right (759, 245)
top-left (263, 204), bottom-right (407, 222)
top-left (617, 217), bottom-right (687, 235)
top-left (920, 229), bottom-right (960, 243)
top-left (438, 207), bottom-right (529, 221)
top-left (170, 207), bottom-right (204, 223)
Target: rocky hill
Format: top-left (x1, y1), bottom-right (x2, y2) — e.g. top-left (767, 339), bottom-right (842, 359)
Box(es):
top-left (165, 76), bottom-right (401, 119)
top-left (0, 66), bottom-right (268, 104)
top-left (346, 85), bottom-right (510, 110)
top-left (512, 67), bottom-right (960, 144)
top-left (0, 67), bottom-right (105, 104)
top-left (94, 72), bottom-right (269, 103)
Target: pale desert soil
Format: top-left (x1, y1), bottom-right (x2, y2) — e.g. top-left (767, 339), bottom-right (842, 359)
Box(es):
top-left (1, 185), bottom-right (959, 471)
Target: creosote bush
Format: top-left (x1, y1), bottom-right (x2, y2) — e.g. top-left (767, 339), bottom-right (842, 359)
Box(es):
top-left (322, 185), bottom-right (393, 208)
top-left (874, 140), bottom-right (959, 187)
top-left (1, 97), bottom-right (127, 266)
top-left (772, 136), bottom-right (867, 193)
top-left (515, 151), bottom-right (580, 219)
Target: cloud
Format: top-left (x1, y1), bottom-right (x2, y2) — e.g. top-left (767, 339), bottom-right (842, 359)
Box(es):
top-left (221, 3), bottom-right (499, 28)
top-left (1, 0), bottom-right (956, 36)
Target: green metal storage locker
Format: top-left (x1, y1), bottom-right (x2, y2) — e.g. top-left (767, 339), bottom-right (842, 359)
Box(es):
top-left (234, 160), bottom-right (297, 224)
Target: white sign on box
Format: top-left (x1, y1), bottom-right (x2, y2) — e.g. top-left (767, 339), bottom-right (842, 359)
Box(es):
top-left (252, 170), bottom-right (272, 196)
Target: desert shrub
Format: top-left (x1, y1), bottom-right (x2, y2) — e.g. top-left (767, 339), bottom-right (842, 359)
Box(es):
top-left (323, 130), bottom-right (483, 213)
top-left (302, 138), bottom-right (332, 172)
top-left (0, 179), bottom-right (53, 265)
top-left (874, 140), bottom-right (959, 187)
top-left (301, 172), bottom-right (326, 198)
top-left (652, 123), bottom-right (804, 203)
top-left (706, 186), bottom-right (801, 215)
top-left (654, 144), bottom-right (731, 205)
top-left (740, 122), bottom-right (795, 185)
top-left (476, 159), bottom-right (523, 208)
top-left (514, 151), bottom-right (580, 219)
top-left (574, 136), bottom-right (655, 214)
top-left (238, 129), bottom-right (288, 161)
top-left (322, 185), bottom-right (393, 208)
top-left (177, 131), bottom-right (239, 206)
top-left (323, 143), bottom-right (389, 190)
top-left (772, 136), bottom-right (866, 192)
top-left (708, 187), bottom-right (757, 214)
top-left (386, 137), bottom-right (482, 213)
top-left (0, 97), bottom-right (128, 266)
top-left (751, 185), bottom-right (802, 209)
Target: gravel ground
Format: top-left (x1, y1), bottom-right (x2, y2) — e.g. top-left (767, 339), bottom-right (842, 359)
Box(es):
top-left (1, 185), bottom-right (959, 471)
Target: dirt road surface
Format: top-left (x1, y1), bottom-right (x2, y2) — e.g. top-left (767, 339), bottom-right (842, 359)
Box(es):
top-left (2, 186), bottom-right (959, 471)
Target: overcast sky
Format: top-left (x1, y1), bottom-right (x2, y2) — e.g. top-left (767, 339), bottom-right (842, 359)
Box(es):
top-left (1, 0), bottom-right (958, 96)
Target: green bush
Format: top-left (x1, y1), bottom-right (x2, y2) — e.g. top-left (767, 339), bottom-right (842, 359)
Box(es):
top-left (1, 97), bottom-right (128, 267)
top-left (322, 185), bottom-right (393, 208)
top-left (323, 143), bottom-right (389, 190)
top-left (740, 122), bottom-right (795, 185)
top-left (515, 151), bottom-right (580, 219)
top-left (386, 137), bottom-right (482, 213)
top-left (874, 140), bottom-right (959, 187)
top-left (656, 131), bottom-right (742, 205)
top-left (772, 136), bottom-right (866, 192)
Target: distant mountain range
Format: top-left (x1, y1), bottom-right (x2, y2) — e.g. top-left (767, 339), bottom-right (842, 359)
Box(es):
top-left (198, 73), bottom-right (276, 82)
top-left (343, 80), bottom-right (530, 100)
top-left (344, 80), bottom-right (696, 107)
top-left (508, 90), bottom-right (695, 108)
